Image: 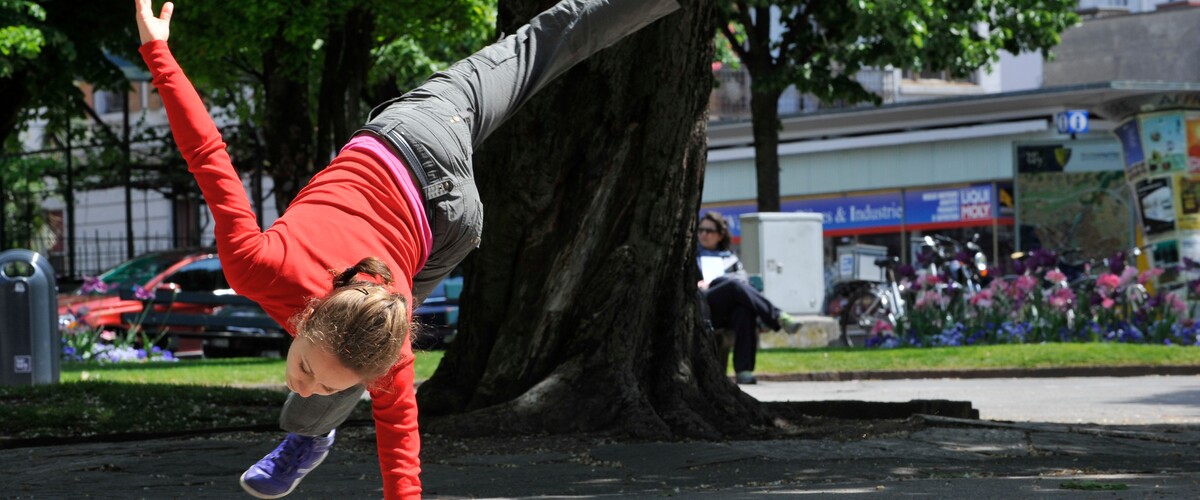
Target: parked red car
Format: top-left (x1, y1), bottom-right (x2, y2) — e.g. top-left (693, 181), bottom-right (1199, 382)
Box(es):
top-left (58, 248), bottom-right (228, 329)
top-left (58, 249), bottom-right (250, 356)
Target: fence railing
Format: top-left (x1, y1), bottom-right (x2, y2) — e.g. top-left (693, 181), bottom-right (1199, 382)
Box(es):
top-left (17, 231), bottom-right (180, 286)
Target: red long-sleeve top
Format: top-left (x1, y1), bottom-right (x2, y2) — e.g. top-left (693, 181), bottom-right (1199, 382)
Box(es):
top-left (139, 40), bottom-right (422, 499)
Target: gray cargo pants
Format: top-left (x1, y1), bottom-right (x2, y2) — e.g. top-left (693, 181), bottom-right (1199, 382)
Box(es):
top-left (280, 0), bottom-right (680, 437)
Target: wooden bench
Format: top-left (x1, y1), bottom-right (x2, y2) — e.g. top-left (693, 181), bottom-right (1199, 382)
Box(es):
top-left (118, 288), bottom-right (289, 358)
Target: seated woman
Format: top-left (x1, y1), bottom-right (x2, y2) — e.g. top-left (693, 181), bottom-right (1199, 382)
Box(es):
top-left (697, 212), bottom-right (799, 385)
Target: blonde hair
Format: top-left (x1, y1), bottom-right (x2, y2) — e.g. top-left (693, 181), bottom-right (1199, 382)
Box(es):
top-left (293, 257), bottom-right (410, 383)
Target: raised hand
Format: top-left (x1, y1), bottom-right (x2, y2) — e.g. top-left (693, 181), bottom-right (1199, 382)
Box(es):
top-left (135, 0), bottom-right (174, 45)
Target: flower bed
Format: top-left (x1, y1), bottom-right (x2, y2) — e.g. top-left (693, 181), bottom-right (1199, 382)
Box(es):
top-left (60, 282), bottom-right (179, 363)
top-left (866, 250), bottom-right (1200, 349)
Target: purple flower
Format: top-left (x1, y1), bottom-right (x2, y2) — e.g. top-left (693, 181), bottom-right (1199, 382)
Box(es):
top-left (1023, 248), bottom-right (1058, 272)
top-left (917, 248), bottom-right (936, 267)
top-left (81, 276), bottom-right (110, 294)
top-left (1108, 251), bottom-right (1127, 277)
top-left (133, 285), bottom-right (155, 301)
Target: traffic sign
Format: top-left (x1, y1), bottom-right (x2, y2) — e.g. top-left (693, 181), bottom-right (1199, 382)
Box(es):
top-left (1055, 110), bottom-right (1089, 134)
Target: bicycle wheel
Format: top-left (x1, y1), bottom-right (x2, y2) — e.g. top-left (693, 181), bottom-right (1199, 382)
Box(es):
top-left (839, 289), bottom-right (889, 347)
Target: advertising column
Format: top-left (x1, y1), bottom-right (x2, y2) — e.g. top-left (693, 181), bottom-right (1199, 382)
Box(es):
top-left (1109, 94), bottom-right (1200, 297)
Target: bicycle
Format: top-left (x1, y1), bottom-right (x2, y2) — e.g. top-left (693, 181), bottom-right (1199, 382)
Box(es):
top-left (829, 255), bottom-right (906, 347)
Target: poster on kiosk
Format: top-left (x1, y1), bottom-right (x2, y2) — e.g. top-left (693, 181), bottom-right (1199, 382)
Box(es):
top-left (1116, 110), bottom-right (1200, 299)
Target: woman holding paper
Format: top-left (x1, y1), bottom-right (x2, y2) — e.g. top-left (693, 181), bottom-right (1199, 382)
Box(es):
top-left (697, 212), bottom-right (800, 385)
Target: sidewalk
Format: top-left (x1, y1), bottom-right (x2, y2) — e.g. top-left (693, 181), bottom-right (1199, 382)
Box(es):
top-left (3, 408), bottom-right (1199, 498)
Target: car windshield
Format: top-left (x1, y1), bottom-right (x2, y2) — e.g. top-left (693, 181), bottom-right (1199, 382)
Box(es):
top-left (161, 257), bottom-right (230, 292)
top-left (94, 251), bottom-right (194, 291)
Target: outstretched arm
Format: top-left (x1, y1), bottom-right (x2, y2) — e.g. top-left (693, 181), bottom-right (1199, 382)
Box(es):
top-left (135, 0), bottom-right (277, 295)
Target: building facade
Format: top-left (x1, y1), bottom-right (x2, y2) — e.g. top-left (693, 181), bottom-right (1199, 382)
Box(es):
top-left (701, 4), bottom-right (1200, 282)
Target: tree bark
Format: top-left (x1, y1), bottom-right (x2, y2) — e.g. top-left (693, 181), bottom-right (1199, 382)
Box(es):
top-left (750, 86), bottom-right (783, 212)
top-left (418, 0), bottom-right (772, 439)
top-left (316, 7), bottom-right (374, 163)
top-left (0, 71), bottom-right (33, 148)
top-left (262, 37), bottom-right (315, 212)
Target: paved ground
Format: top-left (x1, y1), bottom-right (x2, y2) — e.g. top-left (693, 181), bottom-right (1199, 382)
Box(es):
top-left (3, 376), bottom-right (1200, 498)
top-left (743, 375), bottom-right (1200, 424)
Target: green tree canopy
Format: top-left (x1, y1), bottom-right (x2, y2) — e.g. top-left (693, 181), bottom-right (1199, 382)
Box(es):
top-left (718, 0), bottom-right (1079, 211)
top-left (161, 0), bottom-right (494, 210)
top-left (0, 0), bottom-right (135, 147)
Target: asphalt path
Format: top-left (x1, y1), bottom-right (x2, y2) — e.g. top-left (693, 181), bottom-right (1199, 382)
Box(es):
top-left (742, 374), bottom-right (1200, 424)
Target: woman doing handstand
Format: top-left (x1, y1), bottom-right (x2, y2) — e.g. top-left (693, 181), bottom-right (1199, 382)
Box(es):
top-left (134, 0), bottom-right (679, 497)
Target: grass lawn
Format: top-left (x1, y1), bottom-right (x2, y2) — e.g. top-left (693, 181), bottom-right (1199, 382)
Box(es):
top-left (2, 343), bottom-right (1197, 441)
top-left (58, 351), bottom-right (447, 386)
top-left (749, 343), bottom-right (1200, 375)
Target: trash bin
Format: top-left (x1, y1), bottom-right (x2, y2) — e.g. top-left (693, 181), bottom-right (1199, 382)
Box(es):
top-left (0, 249), bottom-right (59, 385)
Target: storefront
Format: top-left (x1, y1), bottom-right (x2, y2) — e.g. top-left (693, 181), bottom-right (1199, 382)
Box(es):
top-left (702, 181), bottom-right (1015, 274)
top-left (701, 82), bottom-right (1190, 278)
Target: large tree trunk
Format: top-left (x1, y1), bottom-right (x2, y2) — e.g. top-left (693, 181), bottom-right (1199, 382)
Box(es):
top-left (316, 7), bottom-right (374, 162)
top-left (750, 86), bottom-right (783, 212)
top-left (0, 71), bottom-right (33, 148)
top-left (262, 37), bottom-right (316, 212)
top-left (418, 0), bottom-right (772, 439)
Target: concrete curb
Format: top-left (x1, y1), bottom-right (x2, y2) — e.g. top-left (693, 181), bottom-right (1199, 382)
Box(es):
top-left (755, 364), bottom-right (1200, 382)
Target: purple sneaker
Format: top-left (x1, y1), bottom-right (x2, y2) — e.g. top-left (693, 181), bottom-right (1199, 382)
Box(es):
top-left (239, 430), bottom-right (335, 499)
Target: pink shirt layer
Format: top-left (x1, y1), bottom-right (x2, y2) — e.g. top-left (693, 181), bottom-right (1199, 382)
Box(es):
top-left (342, 135), bottom-right (431, 272)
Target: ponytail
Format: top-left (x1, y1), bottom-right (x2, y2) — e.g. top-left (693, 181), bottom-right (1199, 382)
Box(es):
top-left (333, 257), bottom-right (395, 289)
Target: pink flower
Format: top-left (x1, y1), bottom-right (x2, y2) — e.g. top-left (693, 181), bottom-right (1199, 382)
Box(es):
top-left (915, 290), bottom-right (942, 310)
top-left (1097, 273), bottom-right (1120, 291)
top-left (918, 273), bottom-right (941, 288)
top-left (1167, 293), bottom-right (1188, 315)
top-left (100, 330), bottom-right (116, 341)
top-left (988, 279), bottom-right (1010, 295)
top-left (1014, 275), bottom-right (1038, 295)
top-left (969, 289), bottom-right (994, 308)
top-left (1045, 269), bottom-right (1067, 284)
top-left (871, 320), bottom-right (894, 335)
top-left (1101, 297), bottom-right (1115, 309)
top-left (1118, 266), bottom-right (1138, 287)
top-left (1048, 287), bottom-right (1075, 311)
top-left (1137, 268), bottom-right (1164, 285)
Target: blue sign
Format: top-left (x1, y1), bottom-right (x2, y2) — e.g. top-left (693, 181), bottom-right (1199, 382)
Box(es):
top-left (702, 193), bottom-right (903, 237)
top-left (1056, 110), bottom-right (1089, 134)
top-left (702, 185), bottom-right (1001, 237)
top-left (904, 185), bottom-right (994, 227)
top-left (784, 193), bottom-right (903, 231)
top-left (1114, 119), bottom-right (1145, 168)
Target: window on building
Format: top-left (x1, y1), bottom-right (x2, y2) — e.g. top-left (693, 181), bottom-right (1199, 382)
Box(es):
top-left (95, 90), bottom-right (126, 115)
top-left (901, 68), bottom-right (977, 85)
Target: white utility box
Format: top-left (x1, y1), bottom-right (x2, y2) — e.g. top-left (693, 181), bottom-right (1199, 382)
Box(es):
top-left (738, 212), bottom-right (825, 315)
top-left (836, 244), bottom-right (888, 283)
